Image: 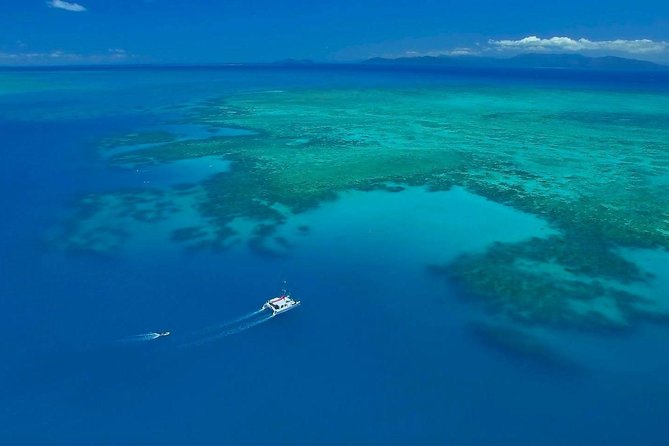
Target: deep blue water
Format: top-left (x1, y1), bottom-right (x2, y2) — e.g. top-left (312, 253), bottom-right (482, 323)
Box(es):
top-left (1, 66), bottom-right (669, 445)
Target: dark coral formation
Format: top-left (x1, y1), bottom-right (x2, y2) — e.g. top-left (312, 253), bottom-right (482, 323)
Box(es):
top-left (97, 131), bottom-right (178, 152)
top-left (439, 236), bottom-right (656, 329)
top-left (467, 320), bottom-right (581, 371)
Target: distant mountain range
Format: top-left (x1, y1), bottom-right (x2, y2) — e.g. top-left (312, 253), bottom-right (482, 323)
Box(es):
top-left (364, 53), bottom-right (668, 71)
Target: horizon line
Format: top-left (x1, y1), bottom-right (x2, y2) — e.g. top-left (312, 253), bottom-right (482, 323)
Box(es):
top-left (1, 56), bottom-right (667, 71)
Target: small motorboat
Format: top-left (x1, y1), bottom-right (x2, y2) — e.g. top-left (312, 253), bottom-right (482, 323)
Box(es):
top-left (157, 331), bottom-right (171, 337)
top-left (263, 292), bottom-right (300, 316)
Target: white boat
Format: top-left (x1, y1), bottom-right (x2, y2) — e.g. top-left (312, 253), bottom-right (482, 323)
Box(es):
top-left (157, 331), bottom-right (171, 337)
top-left (263, 293), bottom-right (300, 316)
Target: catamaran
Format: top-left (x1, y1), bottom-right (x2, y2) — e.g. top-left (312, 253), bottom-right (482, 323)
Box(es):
top-left (263, 292), bottom-right (300, 316)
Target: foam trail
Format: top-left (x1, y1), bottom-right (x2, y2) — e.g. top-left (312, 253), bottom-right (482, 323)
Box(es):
top-left (118, 333), bottom-right (161, 343)
top-left (219, 313), bottom-right (273, 337)
top-left (190, 308), bottom-right (266, 337)
top-left (181, 312), bottom-right (273, 348)
top-left (209, 308), bottom-right (266, 330)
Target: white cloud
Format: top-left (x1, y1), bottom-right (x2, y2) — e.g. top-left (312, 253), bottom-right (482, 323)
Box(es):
top-left (0, 48), bottom-right (134, 65)
top-left (107, 48), bottom-right (128, 57)
top-left (401, 47), bottom-right (478, 58)
top-left (489, 36), bottom-right (668, 55)
top-left (446, 47), bottom-right (477, 56)
top-left (47, 0), bottom-right (87, 12)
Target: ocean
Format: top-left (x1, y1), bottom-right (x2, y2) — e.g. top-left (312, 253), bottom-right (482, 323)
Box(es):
top-left (1, 64), bottom-right (668, 445)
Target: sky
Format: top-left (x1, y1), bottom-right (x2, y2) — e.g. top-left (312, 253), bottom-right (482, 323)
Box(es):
top-left (1, 0), bottom-right (669, 65)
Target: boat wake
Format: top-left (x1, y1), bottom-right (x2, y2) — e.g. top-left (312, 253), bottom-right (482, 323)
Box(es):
top-left (117, 292), bottom-right (298, 349)
top-left (192, 308), bottom-right (266, 336)
top-left (117, 333), bottom-right (163, 343)
top-left (179, 308), bottom-right (273, 348)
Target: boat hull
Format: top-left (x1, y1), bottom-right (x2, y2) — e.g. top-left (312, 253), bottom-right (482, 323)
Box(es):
top-left (263, 300), bottom-right (300, 316)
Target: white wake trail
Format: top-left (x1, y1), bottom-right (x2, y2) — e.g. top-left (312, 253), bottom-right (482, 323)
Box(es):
top-left (199, 308), bottom-right (266, 334)
top-left (117, 333), bottom-right (161, 343)
top-left (180, 311), bottom-right (273, 348)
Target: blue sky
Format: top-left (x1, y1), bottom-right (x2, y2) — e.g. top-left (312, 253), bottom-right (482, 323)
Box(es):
top-left (1, 0), bottom-right (668, 64)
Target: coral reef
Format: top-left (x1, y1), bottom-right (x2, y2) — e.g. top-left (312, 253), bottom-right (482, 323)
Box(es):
top-left (440, 236), bottom-right (655, 329)
top-left (58, 85), bottom-right (669, 329)
top-left (467, 320), bottom-right (580, 371)
top-left (97, 131), bottom-right (178, 152)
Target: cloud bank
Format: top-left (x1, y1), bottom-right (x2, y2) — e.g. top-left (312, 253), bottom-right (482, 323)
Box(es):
top-left (389, 36), bottom-right (669, 62)
top-left (403, 47), bottom-right (479, 58)
top-left (489, 36), bottom-right (668, 55)
top-left (47, 0), bottom-right (87, 12)
top-left (0, 48), bottom-right (132, 65)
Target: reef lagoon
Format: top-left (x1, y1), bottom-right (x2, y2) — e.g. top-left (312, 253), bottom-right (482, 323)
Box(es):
top-left (1, 65), bottom-right (669, 445)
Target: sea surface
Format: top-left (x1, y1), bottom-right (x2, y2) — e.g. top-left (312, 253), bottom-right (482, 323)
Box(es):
top-left (1, 65), bottom-right (668, 445)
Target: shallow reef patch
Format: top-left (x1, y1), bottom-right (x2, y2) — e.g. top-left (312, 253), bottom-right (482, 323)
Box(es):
top-left (56, 85), bottom-right (669, 330)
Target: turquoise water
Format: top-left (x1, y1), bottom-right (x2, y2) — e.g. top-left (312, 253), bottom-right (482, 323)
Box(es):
top-left (1, 65), bottom-right (668, 445)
